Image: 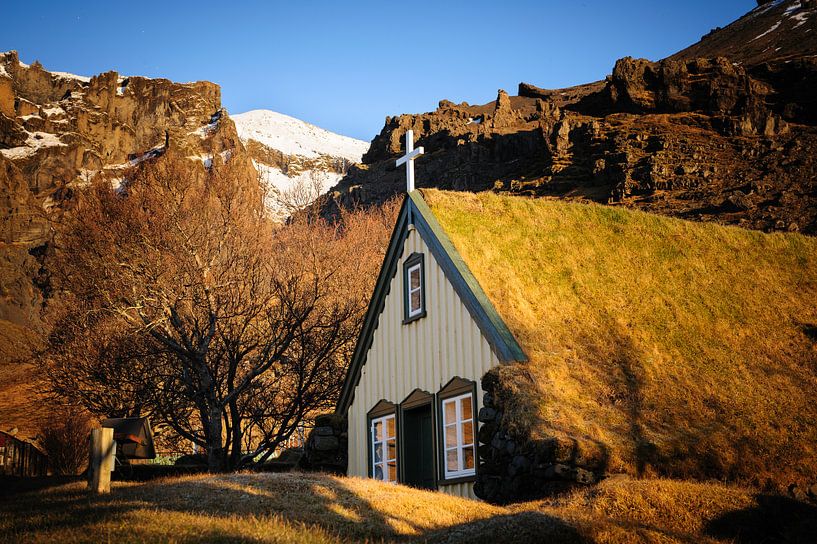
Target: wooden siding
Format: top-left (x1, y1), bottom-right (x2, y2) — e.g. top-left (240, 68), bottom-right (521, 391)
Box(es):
top-left (347, 226), bottom-right (500, 499)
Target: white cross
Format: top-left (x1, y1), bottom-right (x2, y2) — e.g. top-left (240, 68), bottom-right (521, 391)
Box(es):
top-left (396, 129), bottom-right (424, 192)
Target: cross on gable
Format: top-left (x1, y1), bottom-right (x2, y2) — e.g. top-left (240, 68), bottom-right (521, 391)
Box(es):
top-left (396, 129), bottom-right (424, 192)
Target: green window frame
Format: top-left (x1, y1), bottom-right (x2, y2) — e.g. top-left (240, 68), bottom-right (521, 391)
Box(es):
top-left (403, 252), bottom-right (426, 323)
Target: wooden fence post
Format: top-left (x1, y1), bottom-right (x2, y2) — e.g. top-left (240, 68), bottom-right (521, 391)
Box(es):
top-left (88, 428), bottom-right (115, 493)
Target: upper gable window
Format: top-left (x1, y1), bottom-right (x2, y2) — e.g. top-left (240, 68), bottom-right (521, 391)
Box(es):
top-left (403, 253), bottom-right (426, 323)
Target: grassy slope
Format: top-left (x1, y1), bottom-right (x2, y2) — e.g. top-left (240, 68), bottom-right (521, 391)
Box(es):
top-left (0, 319), bottom-right (46, 439)
top-left (424, 189), bottom-right (817, 489)
top-left (1, 472), bottom-right (815, 543)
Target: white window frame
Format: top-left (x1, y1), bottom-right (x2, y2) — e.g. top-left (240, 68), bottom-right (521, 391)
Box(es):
top-left (407, 262), bottom-right (423, 318)
top-left (441, 392), bottom-right (476, 479)
top-left (370, 413), bottom-right (397, 483)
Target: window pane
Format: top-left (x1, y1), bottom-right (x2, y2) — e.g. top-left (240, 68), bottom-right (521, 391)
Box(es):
top-left (446, 449), bottom-right (459, 472)
top-left (387, 461), bottom-right (397, 482)
top-left (461, 420), bottom-right (474, 445)
top-left (373, 420), bottom-right (383, 441)
top-left (410, 267), bottom-right (421, 289)
top-left (374, 465), bottom-right (383, 481)
top-left (410, 290), bottom-right (421, 312)
top-left (445, 424), bottom-right (457, 448)
top-left (386, 416), bottom-right (395, 439)
top-left (460, 396), bottom-right (472, 419)
top-left (444, 401), bottom-right (456, 424)
top-left (387, 439), bottom-right (396, 461)
top-left (463, 446), bottom-right (475, 470)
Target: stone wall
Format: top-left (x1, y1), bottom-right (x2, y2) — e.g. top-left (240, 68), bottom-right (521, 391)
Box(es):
top-left (300, 413), bottom-right (347, 475)
top-left (474, 372), bottom-right (607, 504)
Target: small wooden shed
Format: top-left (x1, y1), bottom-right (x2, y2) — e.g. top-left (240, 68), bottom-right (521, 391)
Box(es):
top-left (0, 430), bottom-right (48, 477)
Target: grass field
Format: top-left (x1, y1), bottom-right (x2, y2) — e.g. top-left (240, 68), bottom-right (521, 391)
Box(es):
top-left (424, 189), bottom-right (817, 490)
top-left (0, 318), bottom-right (46, 440)
top-left (1, 472), bottom-right (815, 543)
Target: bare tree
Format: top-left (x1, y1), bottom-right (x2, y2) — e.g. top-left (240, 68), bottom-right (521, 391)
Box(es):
top-left (273, 169), bottom-right (327, 218)
top-left (44, 153), bottom-right (398, 471)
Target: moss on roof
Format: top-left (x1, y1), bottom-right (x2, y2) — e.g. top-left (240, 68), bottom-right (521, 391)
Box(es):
top-left (422, 189), bottom-right (817, 489)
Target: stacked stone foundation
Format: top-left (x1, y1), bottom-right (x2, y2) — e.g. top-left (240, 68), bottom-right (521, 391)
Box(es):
top-left (474, 372), bottom-right (607, 503)
top-left (300, 413), bottom-right (348, 475)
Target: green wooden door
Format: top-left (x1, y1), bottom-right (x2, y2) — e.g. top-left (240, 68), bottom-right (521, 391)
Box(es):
top-left (403, 404), bottom-right (435, 489)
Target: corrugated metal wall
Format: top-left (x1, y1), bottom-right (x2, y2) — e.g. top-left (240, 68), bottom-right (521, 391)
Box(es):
top-left (348, 226), bottom-right (500, 499)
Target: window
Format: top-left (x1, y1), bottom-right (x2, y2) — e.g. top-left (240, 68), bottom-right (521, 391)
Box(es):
top-left (370, 414), bottom-right (397, 482)
top-left (441, 393), bottom-right (476, 479)
top-left (403, 253), bottom-right (425, 323)
top-left (407, 264), bottom-right (422, 316)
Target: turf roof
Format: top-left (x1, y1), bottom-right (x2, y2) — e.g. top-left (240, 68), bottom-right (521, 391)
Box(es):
top-left (422, 189), bottom-right (817, 489)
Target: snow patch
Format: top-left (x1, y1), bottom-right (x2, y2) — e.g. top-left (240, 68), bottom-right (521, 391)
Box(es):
top-left (749, 0), bottom-right (785, 17)
top-left (0, 131), bottom-right (66, 159)
top-left (752, 20), bottom-right (782, 41)
top-left (254, 160), bottom-right (343, 221)
top-left (232, 110), bottom-right (369, 162)
top-left (42, 105), bottom-right (65, 117)
top-left (791, 10), bottom-right (812, 28)
top-left (784, 1), bottom-right (803, 15)
top-left (191, 110), bottom-right (222, 139)
top-left (128, 145), bottom-right (164, 166)
top-left (51, 71), bottom-right (91, 83)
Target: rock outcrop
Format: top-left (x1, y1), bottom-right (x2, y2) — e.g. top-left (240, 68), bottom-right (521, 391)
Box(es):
top-left (475, 372), bottom-right (607, 504)
top-left (322, 1), bottom-right (817, 237)
top-left (0, 50), bottom-right (255, 336)
top-left (300, 413), bottom-right (348, 474)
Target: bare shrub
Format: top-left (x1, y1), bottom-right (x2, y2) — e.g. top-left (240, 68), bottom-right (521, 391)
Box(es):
top-left (39, 409), bottom-right (93, 475)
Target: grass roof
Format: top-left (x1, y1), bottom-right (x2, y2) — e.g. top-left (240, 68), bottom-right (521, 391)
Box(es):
top-left (422, 189), bottom-right (817, 490)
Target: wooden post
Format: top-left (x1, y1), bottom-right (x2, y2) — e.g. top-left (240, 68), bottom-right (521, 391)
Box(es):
top-left (88, 428), bottom-right (114, 494)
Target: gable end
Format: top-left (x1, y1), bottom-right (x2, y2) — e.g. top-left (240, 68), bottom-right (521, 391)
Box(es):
top-left (336, 192), bottom-right (526, 414)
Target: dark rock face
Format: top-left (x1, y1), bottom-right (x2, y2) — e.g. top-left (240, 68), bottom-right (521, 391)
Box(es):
top-left (474, 372), bottom-right (608, 504)
top-left (323, 51), bottom-right (817, 237)
top-left (323, 1), bottom-right (817, 233)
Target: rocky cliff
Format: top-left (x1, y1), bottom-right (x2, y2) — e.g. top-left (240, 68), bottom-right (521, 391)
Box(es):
top-left (0, 50), bottom-right (264, 437)
top-left (0, 50), bottom-right (259, 336)
top-left (323, 0), bottom-right (817, 235)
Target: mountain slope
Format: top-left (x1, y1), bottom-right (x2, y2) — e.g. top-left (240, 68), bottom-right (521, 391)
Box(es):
top-left (233, 110), bottom-right (368, 219)
top-left (671, 0), bottom-right (817, 66)
top-left (322, 0), bottom-right (817, 235)
top-left (0, 50), bottom-right (261, 438)
top-left (233, 110), bottom-right (368, 161)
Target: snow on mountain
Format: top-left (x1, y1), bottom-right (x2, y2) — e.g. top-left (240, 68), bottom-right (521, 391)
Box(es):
top-left (232, 110), bottom-right (369, 162)
top-left (232, 109), bottom-right (370, 220)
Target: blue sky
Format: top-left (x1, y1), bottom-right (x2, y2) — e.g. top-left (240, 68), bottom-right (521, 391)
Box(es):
top-left (3, 1), bottom-right (752, 141)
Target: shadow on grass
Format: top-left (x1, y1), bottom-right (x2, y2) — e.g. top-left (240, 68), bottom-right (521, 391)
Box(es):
top-left (705, 494), bottom-right (817, 544)
top-left (6, 472), bottom-right (817, 543)
top-left (0, 472), bottom-right (586, 543)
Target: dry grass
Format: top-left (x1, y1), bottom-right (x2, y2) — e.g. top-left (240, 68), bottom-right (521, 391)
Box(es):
top-left (423, 189), bottom-right (817, 490)
top-left (1, 472), bottom-right (814, 543)
top-left (0, 319), bottom-right (47, 439)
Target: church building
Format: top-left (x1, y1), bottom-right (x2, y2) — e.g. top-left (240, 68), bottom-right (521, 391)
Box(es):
top-left (336, 189), bottom-right (526, 499)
